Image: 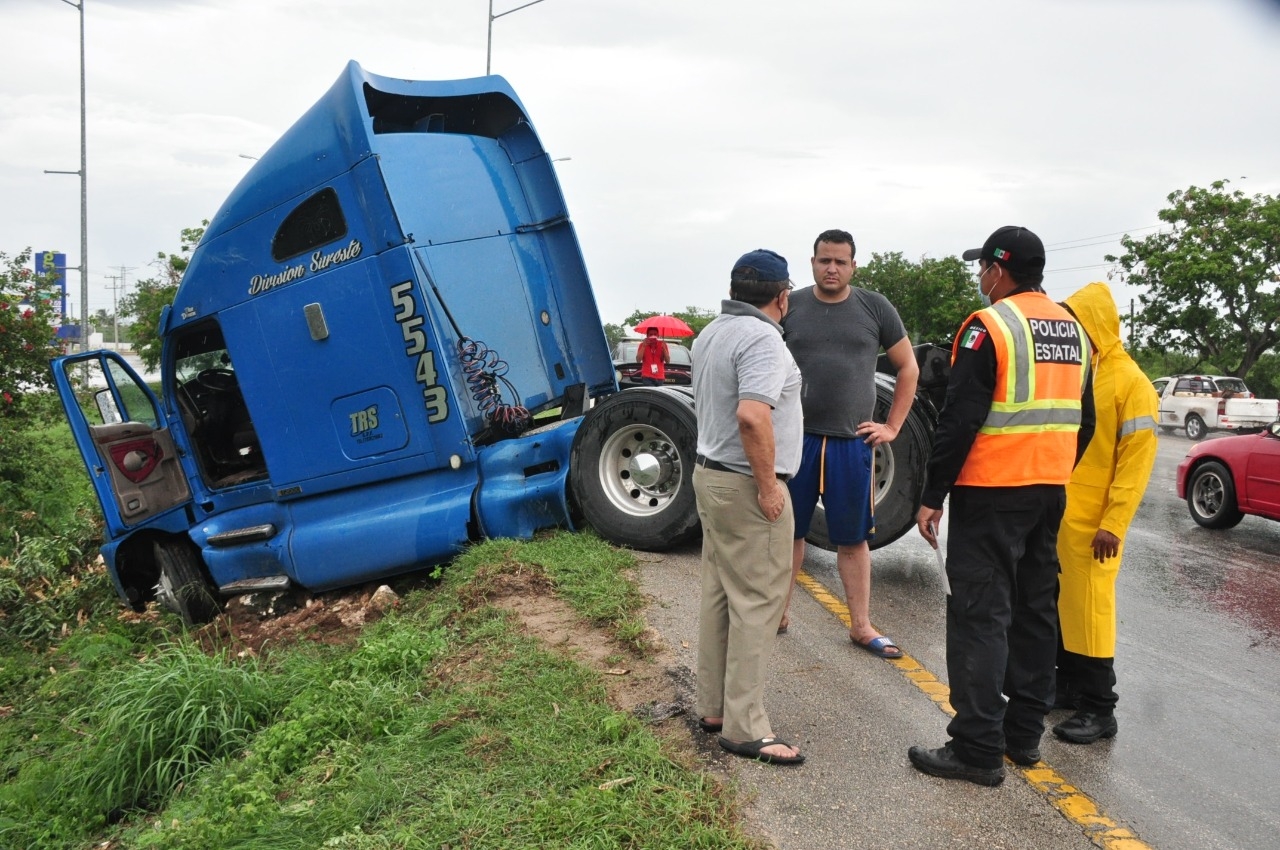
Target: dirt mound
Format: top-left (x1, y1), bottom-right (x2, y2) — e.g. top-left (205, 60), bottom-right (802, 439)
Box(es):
top-left (486, 571), bottom-right (683, 719)
top-left (193, 583), bottom-right (397, 656)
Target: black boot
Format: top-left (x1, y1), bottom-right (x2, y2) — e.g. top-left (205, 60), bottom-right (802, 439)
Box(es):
top-left (1053, 711), bottom-right (1118, 744)
top-left (908, 744), bottom-right (1005, 786)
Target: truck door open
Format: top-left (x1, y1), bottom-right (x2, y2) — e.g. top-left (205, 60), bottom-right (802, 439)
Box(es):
top-left (51, 352), bottom-right (192, 539)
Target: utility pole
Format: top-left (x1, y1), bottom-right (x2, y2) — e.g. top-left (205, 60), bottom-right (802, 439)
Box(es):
top-left (106, 274), bottom-right (120, 346)
top-left (109, 265), bottom-right (135, 347)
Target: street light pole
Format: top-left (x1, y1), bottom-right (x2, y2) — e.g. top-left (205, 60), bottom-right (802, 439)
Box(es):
top-left (45, 0), bottom-right (87, 354)
top-left (487, 0), bottom-right (549, 75)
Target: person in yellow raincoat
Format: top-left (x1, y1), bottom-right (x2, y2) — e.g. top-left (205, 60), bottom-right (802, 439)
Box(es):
top-left (1053, 281), bottom-right (1159, 744)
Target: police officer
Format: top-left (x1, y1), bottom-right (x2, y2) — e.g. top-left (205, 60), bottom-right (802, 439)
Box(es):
top-left (909, 226), bottom-right (1096, 786)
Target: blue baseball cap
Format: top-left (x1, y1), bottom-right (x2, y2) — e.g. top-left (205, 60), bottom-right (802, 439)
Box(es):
top-left (731, 249), bottom-right (790, 282)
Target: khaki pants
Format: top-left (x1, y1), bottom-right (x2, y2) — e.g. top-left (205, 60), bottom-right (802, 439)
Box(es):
top-left (693, 466), bottom-right (794, 742)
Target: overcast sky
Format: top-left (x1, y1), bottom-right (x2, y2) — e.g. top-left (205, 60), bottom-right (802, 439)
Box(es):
top-left (3, 0), bottom-right (1279, 329)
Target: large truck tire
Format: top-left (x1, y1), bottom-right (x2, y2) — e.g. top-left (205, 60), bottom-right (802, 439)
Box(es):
top-left (806, 380), bottom-right (934, 552)
top-left (569, 387), bottom-right (701, 551)
top-left (153, 538), bottom-right (220, 626)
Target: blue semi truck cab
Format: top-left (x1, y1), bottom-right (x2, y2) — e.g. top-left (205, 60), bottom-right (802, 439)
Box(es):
top-left (51, 62), bottom-right (702, 623)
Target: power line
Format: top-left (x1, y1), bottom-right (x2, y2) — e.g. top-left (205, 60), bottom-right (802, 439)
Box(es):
top-left (1044, 224), bottom-right (1164, 249)
top-left (1047, 237), bottom-right (1137, 253)
top-left (1044, 262), bottom-right (1115, 275)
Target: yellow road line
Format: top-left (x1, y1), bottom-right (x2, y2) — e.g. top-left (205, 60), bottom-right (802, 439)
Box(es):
top-left (794, 570), bottom-right (1154, 850)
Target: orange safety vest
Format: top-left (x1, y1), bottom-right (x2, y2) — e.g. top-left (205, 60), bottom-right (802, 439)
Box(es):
top-left (952, 291), bottom-right (1091, 487)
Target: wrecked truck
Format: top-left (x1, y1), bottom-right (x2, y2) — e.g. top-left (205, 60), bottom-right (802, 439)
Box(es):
top-left (51, 62), bottom-right (943, 624)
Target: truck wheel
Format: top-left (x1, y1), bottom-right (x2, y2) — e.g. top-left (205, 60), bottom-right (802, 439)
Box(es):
top-left (1186, 461), bottom-right (1245, 529)
top-left (153, 538), bottom-right (220, 625)
top-left (1185, 414), bottom-right (1207, 441)
top-left (806, 382), bottom-right (933, 552)
top-left (569, 387), bottom-right (700, 550)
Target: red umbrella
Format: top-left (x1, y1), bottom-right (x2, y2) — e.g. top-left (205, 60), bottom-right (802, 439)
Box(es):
top-left (634, 314), bottom-right (694, 338)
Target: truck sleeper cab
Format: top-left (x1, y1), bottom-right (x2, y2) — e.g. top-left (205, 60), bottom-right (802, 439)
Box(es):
top-left (53, 62), bottom-right (703, 624)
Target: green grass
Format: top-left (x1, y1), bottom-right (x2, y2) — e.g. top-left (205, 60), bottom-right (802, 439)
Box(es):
top-left (0, 532), bottom-right (762, 850)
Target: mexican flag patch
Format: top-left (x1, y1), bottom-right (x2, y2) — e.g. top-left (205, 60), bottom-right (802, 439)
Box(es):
top-left (960, 325), bottom-right (987, 350)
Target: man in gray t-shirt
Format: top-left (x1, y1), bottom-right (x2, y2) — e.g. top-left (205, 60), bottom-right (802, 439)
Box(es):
top-left (690, 248), bottom-right (805, 767)
top-left (778, 229), bottom-right (919, 660)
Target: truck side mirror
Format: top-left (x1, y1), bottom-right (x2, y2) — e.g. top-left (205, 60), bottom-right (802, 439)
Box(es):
top-left (1269, 421), bottom-right (1280, 439)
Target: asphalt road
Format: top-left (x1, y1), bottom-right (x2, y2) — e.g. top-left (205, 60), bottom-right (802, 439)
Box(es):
top-left (635, 430), bottom-right (1280, 849)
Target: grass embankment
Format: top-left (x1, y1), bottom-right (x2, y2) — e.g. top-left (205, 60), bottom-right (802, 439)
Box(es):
top-left (1, 532), bottom-right (760, 849)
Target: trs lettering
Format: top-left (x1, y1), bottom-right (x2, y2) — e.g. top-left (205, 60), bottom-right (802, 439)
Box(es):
top-left (349, 405), bottom-right (379, 435)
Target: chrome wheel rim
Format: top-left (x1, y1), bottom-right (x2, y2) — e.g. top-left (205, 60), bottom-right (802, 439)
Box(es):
top-left (598, 423), bottom-right (684, 518)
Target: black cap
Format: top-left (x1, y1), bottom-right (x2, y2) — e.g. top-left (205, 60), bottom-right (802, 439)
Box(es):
top-left (962, 226), bottom-right (1046, 276)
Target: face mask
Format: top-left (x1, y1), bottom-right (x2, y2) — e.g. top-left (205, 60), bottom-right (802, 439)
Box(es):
top-left (976, 265), bottom-right (996, 307)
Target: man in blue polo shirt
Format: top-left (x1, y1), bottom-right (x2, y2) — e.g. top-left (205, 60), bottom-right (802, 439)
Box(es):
top-left (691, 248), bottom-right (805, 767)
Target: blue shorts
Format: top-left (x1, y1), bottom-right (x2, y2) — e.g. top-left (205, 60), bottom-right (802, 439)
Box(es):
top-left (787, 433), bottom-right (875, 545)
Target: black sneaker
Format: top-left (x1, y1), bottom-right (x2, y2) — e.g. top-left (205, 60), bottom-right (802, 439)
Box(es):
top-left (1005, 746), bottom-right (1041, 766)
top-left (908, 744), bottom-right (1005, 786)
top-left (1053, 711), bottom-right (1118, 744)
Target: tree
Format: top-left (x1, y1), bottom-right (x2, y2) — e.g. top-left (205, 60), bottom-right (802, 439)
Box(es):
top-left (119, 222), bottom-right (206, 371)
top-left (1109, 180), bottom-right (1280, 378)
top-left (857, 252), bottom-right (982, 347)
top-left (0, 249), bottom-right (62, 420)
top-left (602, 323), bottom-right (628, 350)
top-left (1245, 351), bottom-right (1280, 400)
top-left (0, 249), bottom-right (65, 487)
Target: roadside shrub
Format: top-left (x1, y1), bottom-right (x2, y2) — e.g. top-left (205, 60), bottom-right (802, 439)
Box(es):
top-left (0, 249), bottom-right (62, 436)
top-left (66, 641), bottom-right (281, 814)
top-left (0, 397), bottom-right (108, 649)
top-left (1245, 352), bottom-right (1280, 400)
top-left (0, 539), bottom-right (113, 648)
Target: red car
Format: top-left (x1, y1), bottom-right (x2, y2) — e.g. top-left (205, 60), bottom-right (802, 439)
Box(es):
top-left (1177, 421), bottom-right (1280, 528)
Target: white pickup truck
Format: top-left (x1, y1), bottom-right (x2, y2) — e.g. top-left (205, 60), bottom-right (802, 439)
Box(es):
top-left (1154, 374), bottom-right (1280, 440)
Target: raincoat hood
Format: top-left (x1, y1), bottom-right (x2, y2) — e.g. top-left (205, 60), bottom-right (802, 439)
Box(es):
top-left (1063, 281), bottom-right (1122, 359)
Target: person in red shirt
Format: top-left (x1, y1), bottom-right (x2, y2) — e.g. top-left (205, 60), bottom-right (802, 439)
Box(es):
top-left (637, 327), bottom-right (670, 386)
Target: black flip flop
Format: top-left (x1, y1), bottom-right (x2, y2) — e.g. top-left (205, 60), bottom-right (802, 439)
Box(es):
top-left (698, 717), bottom-right (722, 733)
top-left (718, 735), bottom-right (805, 765)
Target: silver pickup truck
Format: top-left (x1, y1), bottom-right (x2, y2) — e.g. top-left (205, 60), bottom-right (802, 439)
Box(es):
top-left (1154, 374), bottom-right (1280, 440)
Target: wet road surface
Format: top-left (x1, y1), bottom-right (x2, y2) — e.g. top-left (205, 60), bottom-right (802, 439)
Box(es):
top-left (636, 430), bottom-right (1279, 848)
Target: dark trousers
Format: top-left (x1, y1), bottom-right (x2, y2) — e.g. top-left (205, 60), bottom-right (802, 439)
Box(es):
top-left (944, 485), bottom-right (1065, 768)
top-left (1057, 644), bottom-right (1118, 715)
